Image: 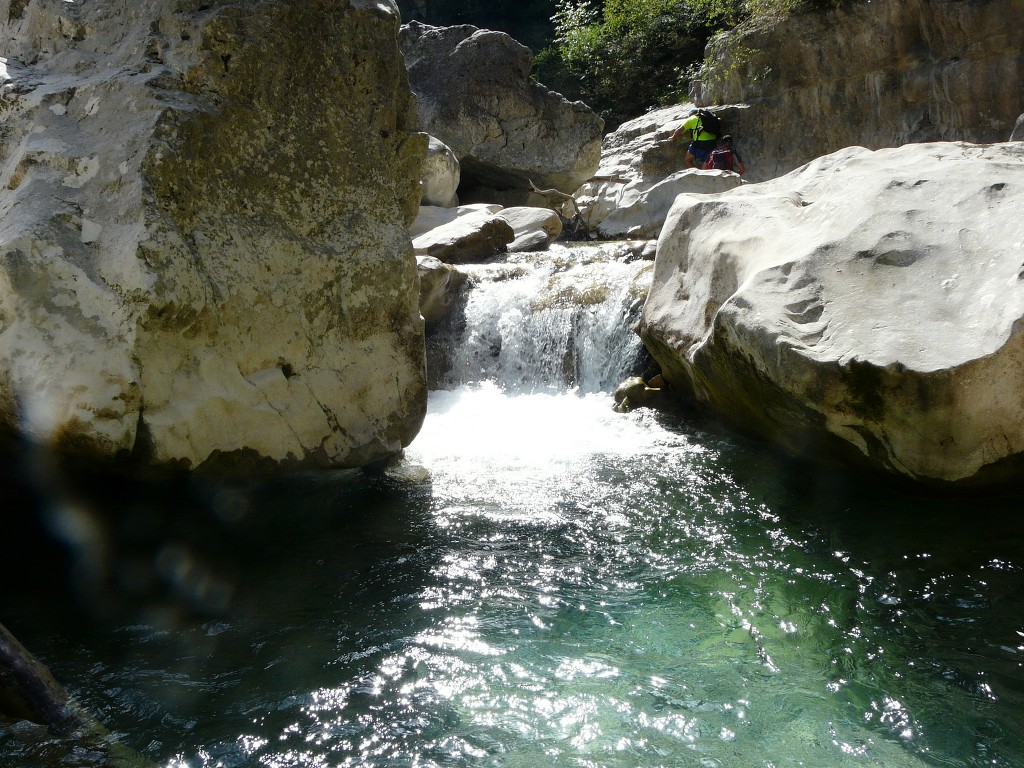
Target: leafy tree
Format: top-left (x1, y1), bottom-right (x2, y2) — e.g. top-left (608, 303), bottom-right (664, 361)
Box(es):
top-left (540, 0), bottom-right (743, 127)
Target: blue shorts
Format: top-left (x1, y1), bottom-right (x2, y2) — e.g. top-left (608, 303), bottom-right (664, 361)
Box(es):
top-left (688, 139), bottom-right (717, 163)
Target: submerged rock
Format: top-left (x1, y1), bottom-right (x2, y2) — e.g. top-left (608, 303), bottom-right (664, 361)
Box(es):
top-left (0, 0), bottom-right (428, 472)
top-left (399, 21), bottom-right (603, 201)
top-left (639, 141), bottom-right (1024, 486)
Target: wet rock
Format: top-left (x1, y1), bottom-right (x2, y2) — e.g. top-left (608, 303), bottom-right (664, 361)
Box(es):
top-left (639, 141), bottom-right (1024, 486)
top-left (613, 376), bottom-right (667, 413)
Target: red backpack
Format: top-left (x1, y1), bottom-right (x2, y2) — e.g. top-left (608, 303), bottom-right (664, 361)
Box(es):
top-left (707, 148), bottom-right (735, 170)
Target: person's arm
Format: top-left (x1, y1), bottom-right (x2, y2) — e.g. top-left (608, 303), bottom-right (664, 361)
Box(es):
top-left (669, 116), bottom-right (696, 142)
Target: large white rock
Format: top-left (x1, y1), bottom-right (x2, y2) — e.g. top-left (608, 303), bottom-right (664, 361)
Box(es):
top-left (593, 169), bottom-right (745, 240)
top-left (0, 0), bottom-right (428, 471)
top-left (639, 142), bottom-right (1024, 486)
top-left (496, 206), bottom-right (563, 252)
top-left (412, 209), bottom-right (514, 263)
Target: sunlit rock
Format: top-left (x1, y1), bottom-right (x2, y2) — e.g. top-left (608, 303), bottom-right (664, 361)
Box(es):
top-left (594, 169), bottom-right (745, 240)
top-left (639, 141), bottom-right (1024, 486)
top-left (571, 105), bottom-right (744, 238)
top-left (399, 21), bottom-right (603, 202)
top-left (0, 0), bottom-right (428, 471)
top-left (496, 207), bottom-right (563, 252)
top-left (412, 209), bottom-right (514, 264)
top-left (409, 203), bottom-right (502, 239)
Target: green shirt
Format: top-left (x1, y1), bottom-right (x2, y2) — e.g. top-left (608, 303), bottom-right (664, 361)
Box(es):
top-left (677, 114), bottom-right (716, 142)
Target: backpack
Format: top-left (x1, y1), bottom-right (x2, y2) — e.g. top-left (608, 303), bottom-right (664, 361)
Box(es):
top-left (694, 108), bottom-right (722, 138)
top-left (708, 147), bottom-right (734, 170)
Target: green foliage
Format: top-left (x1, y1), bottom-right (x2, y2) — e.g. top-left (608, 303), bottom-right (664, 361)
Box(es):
top-left (542, 0), bottom-right (842, 129)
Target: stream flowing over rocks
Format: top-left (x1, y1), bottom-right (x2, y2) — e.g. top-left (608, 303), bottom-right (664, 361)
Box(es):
top-left (639, 141), bottom-right (1024, 486)
top-left (0, 0), bottom-right (428, 472)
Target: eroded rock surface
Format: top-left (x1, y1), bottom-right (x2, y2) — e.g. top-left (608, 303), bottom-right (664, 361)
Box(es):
top-left (399, 21), bottom-right (603, 201)
top-left (694, 0), bottom-right (1024, 180)
top-left (639, 142), bottom-right (1024, 486)
top-left (0, 0), bottom-right (428, 471)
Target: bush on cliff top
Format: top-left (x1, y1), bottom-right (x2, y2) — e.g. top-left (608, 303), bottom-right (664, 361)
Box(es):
top-left (539, 0), bottom-right (844, 129)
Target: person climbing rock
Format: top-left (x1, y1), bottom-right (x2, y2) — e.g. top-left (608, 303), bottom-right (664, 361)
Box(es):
top-left (705, 135), bottom-right (746, 174)
top-left (669, 108), bottom-right (721, 169)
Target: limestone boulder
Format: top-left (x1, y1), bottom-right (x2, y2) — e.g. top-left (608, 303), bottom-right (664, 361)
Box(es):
top-left (399, 21), bottom-right (603, 200)
top-left (496, 207), bottom-right (563, 252)
top-left (421, 136), bottom-right (460, 207)
top-left (410, 203), bottom-right (502, 238)
top-left (0, 0), bottom-right (428, 471)
top-left (412, 209), bottom-right (515, 264)
top-left (594, 169), bottom-right (745, 240)
top-left (639, 142), bottom-right (1024, 486)
top-left (693, 0), bottom-right (1024, 180)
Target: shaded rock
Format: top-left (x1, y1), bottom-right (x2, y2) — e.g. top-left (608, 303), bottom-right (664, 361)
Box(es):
top-left (638, 141), bottom-right (1024, 486)
top-left (0, 622), bottom-right (76, 728)
top-left (694, 0), bottom-right (1024, 180)
top-left (417, 256), bottom-right (467, 330)
top-left (0, 0), bottom-right (428, 472)
top-left (399, 21), bottom-right (603, 198)
top-left (612, 376), bottom-right (668, 413)
top-left (496, 206), bottom-right (563, 252)
top-left (410, 203), bottom-right (502, 238)
top-left (421, 136), bottom-right (460, 207)
top-left (412, 209), bottom-right (515, 264)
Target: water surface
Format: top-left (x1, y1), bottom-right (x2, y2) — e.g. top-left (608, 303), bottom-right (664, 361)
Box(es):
top-left (1, 244), bottom-right (1023, 767)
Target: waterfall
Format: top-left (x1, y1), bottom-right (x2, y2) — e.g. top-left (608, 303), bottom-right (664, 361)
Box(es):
top-left (427, 243), bottom-right (654, 394)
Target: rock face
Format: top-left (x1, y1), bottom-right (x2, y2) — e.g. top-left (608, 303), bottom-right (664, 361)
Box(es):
top-left (0, 0), bottom-right (428, 471)
top-left (694, 0), bottom-right (1024, 180)
top-left (639, 141), bottom-right (1024, 486)
top-left (399, 21), bottom-right (604, 201)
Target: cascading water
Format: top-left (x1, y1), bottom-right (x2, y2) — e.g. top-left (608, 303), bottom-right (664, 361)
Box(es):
top-left (1, 243), bottom-right (1023, 768)
top-left (428, 243), bottom-right (651, 394)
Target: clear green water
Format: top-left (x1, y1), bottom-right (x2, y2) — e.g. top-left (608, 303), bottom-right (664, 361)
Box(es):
top-left (1, 386), bottom-right (1023, 768)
